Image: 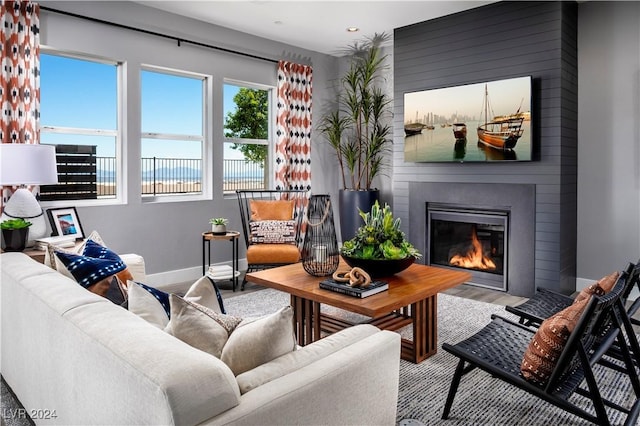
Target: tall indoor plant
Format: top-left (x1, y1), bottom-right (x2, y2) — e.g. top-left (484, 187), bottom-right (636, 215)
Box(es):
top-left (320, 33), bottom-right (393, 241)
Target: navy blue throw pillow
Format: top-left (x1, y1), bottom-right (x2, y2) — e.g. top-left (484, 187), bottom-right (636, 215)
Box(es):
top-left (55, 239), bottom-right (127, 289)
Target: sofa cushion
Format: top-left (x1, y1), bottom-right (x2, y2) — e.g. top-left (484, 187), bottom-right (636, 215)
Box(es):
top-left (249, 199), bottom-right (294, 220)
top-left (250, 220), bottom-right (296, 244)
top-left (521, 297), bottom-right (589, 384)
top-left (246, 244), bottom-right (300, 264)
top-left (221, 306), bottom-right (297, 376)
top-left (236, 324), bottom-right (379, 394)
top-left (165, 294), bottom-right (242, 358)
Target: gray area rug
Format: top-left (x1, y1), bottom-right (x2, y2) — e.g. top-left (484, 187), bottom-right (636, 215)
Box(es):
top-left (222, 288), bottom-right (637, 426)
top-left (2, 288), bottom-right (637, 425)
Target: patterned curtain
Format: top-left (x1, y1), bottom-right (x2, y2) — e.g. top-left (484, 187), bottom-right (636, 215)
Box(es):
top-left (275, 61), bottom-right (312, 191)
top-left (1, 1), bottom-right (40, 206)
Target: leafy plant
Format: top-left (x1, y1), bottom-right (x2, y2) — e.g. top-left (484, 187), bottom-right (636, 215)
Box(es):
top-left (209, 218), bottom-right (229, 225)
top-left (319, 32), bottom-right (393, 190)
top-left (0, 218), bottom-right (32, 230)
top-left (340, 201), bottom-right (421, 260)
top-left (224, 87), bottom-right (268, 166)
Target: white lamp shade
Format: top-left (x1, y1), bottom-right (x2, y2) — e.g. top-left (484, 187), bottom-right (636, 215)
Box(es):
top-left (0, 144), bottom-right (59, 186)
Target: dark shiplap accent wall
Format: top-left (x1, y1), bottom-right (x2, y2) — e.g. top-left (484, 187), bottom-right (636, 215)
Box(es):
top-left (393, 1), bottom-right (578, 293)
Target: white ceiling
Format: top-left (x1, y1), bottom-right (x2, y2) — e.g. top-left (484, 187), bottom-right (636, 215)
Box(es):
top-left (136, 1), bottom-right (494, 56)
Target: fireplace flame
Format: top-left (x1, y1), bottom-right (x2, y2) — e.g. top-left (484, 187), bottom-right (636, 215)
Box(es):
top-left (449, 227), bottom-right (496, 270)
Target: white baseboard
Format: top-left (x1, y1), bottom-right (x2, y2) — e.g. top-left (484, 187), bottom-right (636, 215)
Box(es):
top-left (144, 259), bottom-right (248, 293)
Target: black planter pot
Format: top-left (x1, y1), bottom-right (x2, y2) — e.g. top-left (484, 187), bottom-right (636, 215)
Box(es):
top-left (1, 228), bottom-right (29, 252)
top-left (338, 189), bottom-right (379, 242)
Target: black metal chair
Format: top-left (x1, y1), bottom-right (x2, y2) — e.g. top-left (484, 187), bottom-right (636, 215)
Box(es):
top-left (506, 260), bottom-right (640, 327)
top-left (442, 270), bottom-right (640, 425)
top-left (505, 261), bottom-right (640, 371)
top-left (236, 189), bottom-right (309, 290)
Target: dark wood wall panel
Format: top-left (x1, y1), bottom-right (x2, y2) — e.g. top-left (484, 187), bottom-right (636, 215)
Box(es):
top-left (393, 1), bottom-right (578, 294)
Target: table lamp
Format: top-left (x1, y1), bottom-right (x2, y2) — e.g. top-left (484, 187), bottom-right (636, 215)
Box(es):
top-left (1, 144), bottom-right (59, 246)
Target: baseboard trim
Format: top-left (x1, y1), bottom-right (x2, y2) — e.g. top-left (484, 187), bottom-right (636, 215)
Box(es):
top-left (145, 259), bottom-right (248, 293)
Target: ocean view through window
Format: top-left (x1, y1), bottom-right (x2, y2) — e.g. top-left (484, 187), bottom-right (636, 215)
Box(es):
top-left (40, 52), bottom-right (273, 201)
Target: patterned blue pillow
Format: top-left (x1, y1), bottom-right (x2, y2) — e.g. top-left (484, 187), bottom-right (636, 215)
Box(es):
top-left (55, 239), bottom-right (127, 289)
top-left (133, 281), bottom-right (171, 318)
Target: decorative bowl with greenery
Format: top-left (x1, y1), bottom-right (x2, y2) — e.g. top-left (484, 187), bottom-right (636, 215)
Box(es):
top-left (209, 217), bottom-right (228, 235)
top-left (340, 201), bottom-right (421, 276)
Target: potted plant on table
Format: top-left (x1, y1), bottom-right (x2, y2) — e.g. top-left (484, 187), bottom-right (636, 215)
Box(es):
top-left (209, 217), bottom-right (228, 235)
top-left (1, 218), bottom-right (32, 252)
top-left (340, 201), bottom-right (421, 278)
top-left (319, 32), bottom-right (393, 242)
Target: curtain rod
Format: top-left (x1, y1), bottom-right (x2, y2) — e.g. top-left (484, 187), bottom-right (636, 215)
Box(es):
top-left (40, 6), bottom-right (280, 64)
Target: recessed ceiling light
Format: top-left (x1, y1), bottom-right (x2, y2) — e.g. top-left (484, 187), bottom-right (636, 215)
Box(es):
top-left (346, 27), bottom-right (359, 33)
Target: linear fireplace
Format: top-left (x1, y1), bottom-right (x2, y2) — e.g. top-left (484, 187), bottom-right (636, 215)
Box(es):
top-left (427, 203), bottom-right (509, 291)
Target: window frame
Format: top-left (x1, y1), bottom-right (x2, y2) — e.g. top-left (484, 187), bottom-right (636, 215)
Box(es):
top-left (140, 65), bottom-right (210, 203)
top-left (223, 79), bottom-right (275, 194)
top-left (39, 47), bottom-right (124, 207)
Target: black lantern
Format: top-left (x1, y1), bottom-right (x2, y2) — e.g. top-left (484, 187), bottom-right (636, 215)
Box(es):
top-left (302, 194), bottom-right (339, 276)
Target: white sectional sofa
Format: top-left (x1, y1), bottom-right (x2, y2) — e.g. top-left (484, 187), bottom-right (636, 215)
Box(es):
top-left (0, 252), bottom-right (401, 425)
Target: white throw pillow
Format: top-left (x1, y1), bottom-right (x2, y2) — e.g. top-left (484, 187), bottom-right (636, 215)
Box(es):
top-left (128, 276), bottom-right (223, 328)
top-left (221, 306), bottom-right (297, 376)
top-left (183, 276), bottom-right (223, 313)
top-left (128, 281), bottom-right (170, 329)
top-left (164, 294), bottom-right (242, 358)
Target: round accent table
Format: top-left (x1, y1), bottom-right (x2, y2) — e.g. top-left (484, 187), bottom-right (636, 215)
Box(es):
top-left (202, 231), bottom-right (241, 292)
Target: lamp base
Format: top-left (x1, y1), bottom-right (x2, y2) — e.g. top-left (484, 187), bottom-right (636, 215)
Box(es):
top-left (1, 188), bottom-right (47, 247)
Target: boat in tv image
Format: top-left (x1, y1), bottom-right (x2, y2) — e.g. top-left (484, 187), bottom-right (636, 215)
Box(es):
top-left (452, 123), bottom-right (467, 140)
top-left (477, 84), bottom-right (525, 150)
top-left (403, 76), bottom-right (532, 162)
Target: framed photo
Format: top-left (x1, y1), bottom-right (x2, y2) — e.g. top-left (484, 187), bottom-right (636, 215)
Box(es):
top-left (47, 207), bottom-right (85, 240)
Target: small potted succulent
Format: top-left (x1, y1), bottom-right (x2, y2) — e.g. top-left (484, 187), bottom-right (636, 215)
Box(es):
top-left (1, 218), bottom-right (32, 252)
top-left (340, 201), bottom-right (421, 277)
top-left (209, 217), bottom-right (228, 235)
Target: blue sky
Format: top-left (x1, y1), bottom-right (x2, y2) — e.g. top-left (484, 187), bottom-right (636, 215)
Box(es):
top-left (40, 53), bottom-right (243, 161)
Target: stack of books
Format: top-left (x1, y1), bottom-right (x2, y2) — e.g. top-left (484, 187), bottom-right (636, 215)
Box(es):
top-left (319, 278), bottom-right (388, 298)
top-left (34, 236), bottom-right (77, 251)
top-left (206, 265), bottom-right (234, 280)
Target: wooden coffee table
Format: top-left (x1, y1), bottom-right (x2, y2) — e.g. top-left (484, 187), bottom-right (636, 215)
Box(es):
top-left (246, 261), bottom-right (471, 363)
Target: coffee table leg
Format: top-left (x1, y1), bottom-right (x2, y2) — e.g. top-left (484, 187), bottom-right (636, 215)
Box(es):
top-left (410, 295), bottom-right (438, 363)
top-left (290, 295), bottom-right (320, 346)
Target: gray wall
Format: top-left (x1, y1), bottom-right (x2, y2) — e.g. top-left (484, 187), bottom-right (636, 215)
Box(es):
top-left (576, 1), bottom-right (640, 283)
top-left (40, 1), bottom-right (339, 285)
top-left (393, 1), bottom-right (579, 293)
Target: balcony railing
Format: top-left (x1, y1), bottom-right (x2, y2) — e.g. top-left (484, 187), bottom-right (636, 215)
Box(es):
top-left (94, 157), bottom-right (266, 197)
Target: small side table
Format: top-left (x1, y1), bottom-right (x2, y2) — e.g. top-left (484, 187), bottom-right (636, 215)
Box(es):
top-left (202, 231), bottom-right (240, 292)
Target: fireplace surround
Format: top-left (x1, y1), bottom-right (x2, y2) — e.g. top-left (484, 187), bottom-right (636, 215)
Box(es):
top-left (428, 204), bottom-right (508, 291)
top-left (409, 182), bottom-right (536, 297)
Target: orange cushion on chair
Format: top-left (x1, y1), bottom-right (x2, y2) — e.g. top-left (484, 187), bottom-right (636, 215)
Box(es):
top-left (250, 200), bottom-right (295, 220)
top-left (247, 244), bottom-right (300, 264)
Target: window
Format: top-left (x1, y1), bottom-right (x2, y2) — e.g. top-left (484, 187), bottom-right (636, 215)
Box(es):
top-left (223, 82), bottom-right (272, 193)
top-left (40, 52), bottom-right (119, 202)
top-left (141, 68), bottom-right (206, 198)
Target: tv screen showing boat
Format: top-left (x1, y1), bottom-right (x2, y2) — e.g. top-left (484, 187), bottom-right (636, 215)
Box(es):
top-left (403, 76), bottom-right (533, 162)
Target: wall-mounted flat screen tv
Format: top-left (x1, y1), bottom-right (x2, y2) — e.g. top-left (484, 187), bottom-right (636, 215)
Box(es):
top-left (403, 76), bottom-right (532, 162)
